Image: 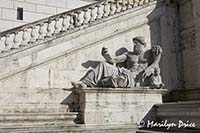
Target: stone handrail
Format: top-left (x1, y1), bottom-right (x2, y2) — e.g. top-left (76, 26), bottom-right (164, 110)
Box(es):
top-left (0, 0), bottom-right (157, 53)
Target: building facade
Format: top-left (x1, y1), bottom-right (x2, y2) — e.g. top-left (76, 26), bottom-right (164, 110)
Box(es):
top-left (0, 0), bottom-right (94, 31)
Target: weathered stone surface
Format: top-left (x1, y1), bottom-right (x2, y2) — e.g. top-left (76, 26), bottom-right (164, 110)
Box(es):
top-left (166, 88), bottom-right (200, 102)
top-left (0, 87), bottom-right (72, 114)
top-left (178, 0), bottom-right (200, 90)
top-left (0, 112), bottom-right (78, 126)
top-left (75, 87), bottom-right (166, 125)
top-left (156, 101), bottom-right (200, 130)
top-left (0, 124), bottom-right (138, 133)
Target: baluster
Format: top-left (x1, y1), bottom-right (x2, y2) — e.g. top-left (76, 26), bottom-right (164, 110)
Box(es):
top-left (103, 1), bottom-right (110, 18)
top-left (89, 6), bottom-right (96, 23)
top-left (115, 0), bottom-right (121, 13)
top-left (54, 18), bottom-right (63, 34)
top-left (0, 36), bottom-right (7, 52)
top-left (83, 9), bottom-right (90, 24)
top-left (96, 3), bottom-right (104, 20)
top-left (62, 15), bottom-right (71, 32)
top-left (75, 11), bottom-right (82, 27)
top-left (5, 34), bottom-right (14, 50)
top-left (127, 0), bottom-right (133, 9)
top-left (133, 0), bottom-right (140, 7)
top-left (121, 0), bottom-right (127, 11)
top-left (30, 25), bottom-right (39, 43)
top-left (38, 23), bottom-right (48, 40)
top-left (21, 28), bottom-right (31, 46)
top-left (139, 0), bottom-right (144, 5)
top-left (144, 0), bottom-right (150, 4)
top-left (14, 31), bottom-right (23, 48)
top-left (46, 19), bottom-right (56, 37)
top-left (69, 13), bottom-right (75, 29)
top-left (109, 0), bottom-right (116, 16)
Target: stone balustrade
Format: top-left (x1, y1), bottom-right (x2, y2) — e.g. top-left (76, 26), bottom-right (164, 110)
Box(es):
top-left (0, 0), bottom-right (157, 54)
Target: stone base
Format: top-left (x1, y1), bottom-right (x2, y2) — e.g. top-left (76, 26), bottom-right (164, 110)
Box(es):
top-left (0, 124), bottom-right (138, 133)
top-left (0, 112), bottom-right (78, 127)
top-left (74, 87), bottom-right (166, 125)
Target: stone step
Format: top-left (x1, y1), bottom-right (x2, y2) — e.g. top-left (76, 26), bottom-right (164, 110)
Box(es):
top-left (154, 101), bottom-right (200, 131)
top-left (137, 129), bottom-right (199, 133)
top-left (0, 87), bottom-right (77, 114)
top-left (0, 104), bottom-right (70, 114)
top-left (0, 112), bottom-right (78, 127)
top-left (0, 124), bottom-right (137, 133)
top-left (156, 100), bottom-right (200, 118)
top-left (136, 129), bottom-right (168, 133)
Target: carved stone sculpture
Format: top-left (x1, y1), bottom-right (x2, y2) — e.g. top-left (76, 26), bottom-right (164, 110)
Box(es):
top-left (72, 36), bottom-right (164, 89)
top-left (141, 45), bottom-right (164, 88)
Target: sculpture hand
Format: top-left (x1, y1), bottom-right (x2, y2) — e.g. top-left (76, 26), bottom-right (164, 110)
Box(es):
top-left (101, 47), bottom-right (112, 60)
top-left (101, 47), bottom-right (109, 57)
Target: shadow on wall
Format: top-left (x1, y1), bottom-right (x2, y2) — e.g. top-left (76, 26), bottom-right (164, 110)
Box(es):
top-left (138, 105), bottom-right (158, 130)
top-left (60, 90), bottom-right (82, 123)
top-left (147, 0), bottom-right (181, 102)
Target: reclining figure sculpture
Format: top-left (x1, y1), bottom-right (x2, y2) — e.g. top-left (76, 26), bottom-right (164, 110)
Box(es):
top-left (72, 36), bottom-right (164, 89)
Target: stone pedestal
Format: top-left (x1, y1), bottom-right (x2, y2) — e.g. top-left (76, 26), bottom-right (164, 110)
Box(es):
top-left (74, 88), bottom-right (166, 125)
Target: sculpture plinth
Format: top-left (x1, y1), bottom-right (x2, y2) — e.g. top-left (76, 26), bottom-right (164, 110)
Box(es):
top-left (74, 87), bottom-right (166, 125)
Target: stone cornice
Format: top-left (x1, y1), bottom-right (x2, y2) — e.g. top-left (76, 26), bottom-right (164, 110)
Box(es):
top-left (74, 87), bottom-right (167, 94)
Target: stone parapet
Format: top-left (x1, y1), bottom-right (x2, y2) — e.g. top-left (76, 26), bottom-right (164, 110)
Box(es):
top-left (74, 87), bottom-right (166, 125)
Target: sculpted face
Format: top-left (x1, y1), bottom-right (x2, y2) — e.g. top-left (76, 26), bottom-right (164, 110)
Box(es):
top-left (133, 40), bottom-right (145, 55)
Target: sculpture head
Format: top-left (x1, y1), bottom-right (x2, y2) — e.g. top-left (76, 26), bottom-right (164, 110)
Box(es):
top-left (132, 36), bottom-right (146, 55)
top-left (151, 45), bottom-right (163, 56)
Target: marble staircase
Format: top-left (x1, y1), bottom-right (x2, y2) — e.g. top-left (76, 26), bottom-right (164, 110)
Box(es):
top-left (0, 0), bottom-right (168, 132)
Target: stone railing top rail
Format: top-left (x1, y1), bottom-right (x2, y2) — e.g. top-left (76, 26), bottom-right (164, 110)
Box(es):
top-left (0, 0), bottom-right (161, 54)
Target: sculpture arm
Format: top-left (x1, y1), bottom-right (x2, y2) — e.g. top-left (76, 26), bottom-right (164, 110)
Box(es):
top-left (110, 54), bottom-right (127, 64)
top-left (146, 54), bottom-right (161, 69)
top-left (142, 49), bottom-right (162, 78)
top-left (101, 47), bottom-right (127, 64)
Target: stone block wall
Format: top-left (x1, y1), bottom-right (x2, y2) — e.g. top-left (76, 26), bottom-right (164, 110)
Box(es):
top-left (178, 0), bottom-right (200, 89)
top-left (0, 0), bottom-right (93, 32)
